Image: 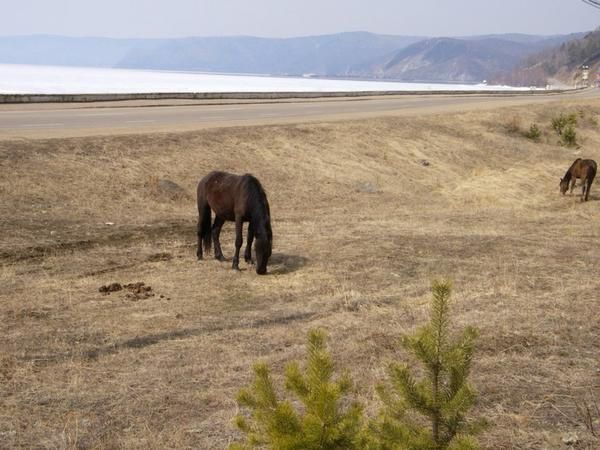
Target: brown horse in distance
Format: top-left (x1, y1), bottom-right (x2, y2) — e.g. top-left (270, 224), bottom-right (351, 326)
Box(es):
top-left (197, 171), bottom-right (272, 274)
top-left (560, 158), bottom-right (597, 202)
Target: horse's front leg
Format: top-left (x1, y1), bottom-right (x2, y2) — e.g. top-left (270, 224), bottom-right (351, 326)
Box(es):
top-left (570, 178), bottom-right (577, 194)
top-left (245, 222), bottom-right (255, 265)
top-left (212, 216), bottom-right (226, 261)
top-left (232, 216), bottom-right (243, 271)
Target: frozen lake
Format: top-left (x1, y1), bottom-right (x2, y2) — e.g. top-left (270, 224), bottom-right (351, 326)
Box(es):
top-left (0, 63), bottom-right (534, 95)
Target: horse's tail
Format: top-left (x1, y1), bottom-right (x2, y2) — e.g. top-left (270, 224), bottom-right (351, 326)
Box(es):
top-left (199, 203), bottom-right (212, 252)
top-left (197, 185), bottom-right (212, 254)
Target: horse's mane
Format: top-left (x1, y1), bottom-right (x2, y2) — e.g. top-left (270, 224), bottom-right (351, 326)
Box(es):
top-left (242, 174), bottom-right (271, 221)
top-left (563, 158), bottom-right (583, 181)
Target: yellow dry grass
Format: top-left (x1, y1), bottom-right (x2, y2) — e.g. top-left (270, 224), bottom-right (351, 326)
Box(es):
top-left (1, 98), bottom-right (600, 449)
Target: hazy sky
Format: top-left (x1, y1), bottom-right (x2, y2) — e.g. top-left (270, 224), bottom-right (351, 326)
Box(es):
top-left (1, 0), bottom-right (598, 38)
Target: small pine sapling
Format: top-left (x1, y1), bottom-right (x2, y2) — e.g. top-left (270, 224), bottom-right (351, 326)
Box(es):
top-left (551, 112), bottom-right (578, 147)
top-left (524, 123), bottom-right (541, 141)
top-left (369, 281), bottom-right (485, 450)
top-left (231, 329), bottom-right (364, 450)
top-left (561, 125), bottom-right (578, 147)
top-left (551, 113), bottom-right (578, 136)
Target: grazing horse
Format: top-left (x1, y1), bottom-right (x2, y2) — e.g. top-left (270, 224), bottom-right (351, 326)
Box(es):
top-left (560, 158), bottom-right (597, 202)
top-left (197, 171), bottom-right (272, 274)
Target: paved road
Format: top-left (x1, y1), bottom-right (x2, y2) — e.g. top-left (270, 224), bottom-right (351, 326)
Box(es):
top-left (0, 89), bottom-right (598, 139)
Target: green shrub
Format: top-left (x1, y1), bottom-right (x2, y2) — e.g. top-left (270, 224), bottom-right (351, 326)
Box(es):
top-left (231, 329), bottom-right (364, 450)
top-left (524, 123), bottom-right (542, 141)
top-left (561, 125), bottom-right (578, 147)
top-left (551, 113), bottom-right (578, 136)
top-left (566, 113), bottom-right (578, 127)
top-left (367, 281), bottom-right (485, 450)
top-left (551, 113), bottom-right (579, 147)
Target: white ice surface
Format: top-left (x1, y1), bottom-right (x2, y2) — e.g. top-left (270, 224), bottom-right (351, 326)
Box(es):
top-left (0, 63), bottom-right (534, 94)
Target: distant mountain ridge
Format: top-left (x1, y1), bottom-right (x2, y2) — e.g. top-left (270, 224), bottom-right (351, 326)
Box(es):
top-left (115, 32), bottom-right (424, 76)
top-left (0, 35), bottom-right (164, 68)
top-left (0, 32), bottom-right (586, 83)
top-left (349, 34), bottom-right (584, 82)
top-left (0, 33), bottom-right (423, 76)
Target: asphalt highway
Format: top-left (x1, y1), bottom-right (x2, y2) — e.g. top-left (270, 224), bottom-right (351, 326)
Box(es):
top-left (0, 89), bottom-right (598, 139)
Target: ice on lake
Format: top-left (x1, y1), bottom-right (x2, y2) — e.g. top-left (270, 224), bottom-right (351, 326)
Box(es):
top-left (0, 63), bottom-right (535, 95)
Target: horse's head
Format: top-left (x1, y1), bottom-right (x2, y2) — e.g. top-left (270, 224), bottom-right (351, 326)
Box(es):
top-left (255, 223), bottom-right (272, 275)
top-left (559, 177), bottom-right (569, 195)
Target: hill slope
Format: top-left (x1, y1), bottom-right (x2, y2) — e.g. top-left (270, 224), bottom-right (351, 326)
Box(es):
top-left (495, 29), bottom-right (600, 86)
top-left (2, 97), bottom-right (600, 449)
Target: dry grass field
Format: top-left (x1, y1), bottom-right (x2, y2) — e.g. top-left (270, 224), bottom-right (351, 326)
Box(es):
top-left (1, 97), bottom-right (600, 449)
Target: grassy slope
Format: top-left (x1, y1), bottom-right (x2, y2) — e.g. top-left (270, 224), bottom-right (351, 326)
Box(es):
top-left (1, 99), bottom-right (600, 448)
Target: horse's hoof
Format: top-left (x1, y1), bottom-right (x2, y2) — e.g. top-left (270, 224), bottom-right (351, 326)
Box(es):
top-left (245, 258), bottom-right (255, 265)
top-left (216, 255), bottom-right (226, 262)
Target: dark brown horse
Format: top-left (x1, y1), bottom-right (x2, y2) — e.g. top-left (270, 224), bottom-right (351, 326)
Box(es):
top-left (560, 158), bottom-right (597, 202)
top-left (197, 171), bottom-right (272, 274)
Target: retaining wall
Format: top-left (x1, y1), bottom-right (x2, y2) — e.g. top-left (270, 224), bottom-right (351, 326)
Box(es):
top-left (0, 89), bottom-right (571, 104)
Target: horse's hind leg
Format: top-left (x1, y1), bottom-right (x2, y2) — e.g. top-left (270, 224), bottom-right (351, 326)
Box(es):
top-left (212, 216), bottom-right (226, 261)
top-left (583, 178), bottom-right (592, 202)
top-left (232, 216), bottom-right (243, 271)
top-left (244, 223), bottom-right (255, 265)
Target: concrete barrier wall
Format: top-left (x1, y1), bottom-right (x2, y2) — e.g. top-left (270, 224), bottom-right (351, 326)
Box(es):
top-left (0, 89), bottom-right (570, 104)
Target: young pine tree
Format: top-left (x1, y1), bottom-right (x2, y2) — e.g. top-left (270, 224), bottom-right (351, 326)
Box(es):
top-left (231, 329), bottom-right (364, 450)
top-left (368, 280), bottom-right (484, 450)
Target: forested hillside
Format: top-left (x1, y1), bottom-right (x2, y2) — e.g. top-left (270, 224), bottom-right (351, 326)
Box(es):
top-left (496, 29), bottom-right (600, 86)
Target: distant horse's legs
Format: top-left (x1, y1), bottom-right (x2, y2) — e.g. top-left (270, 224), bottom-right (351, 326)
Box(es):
top-left (212, 216), bottom-right (226, 261)
top-left (245, 222), bottom-right (255, 265)
top-left (197, 219), bottom-right (203, 260)
top-left (232, 216), bottom-right (243, 270)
